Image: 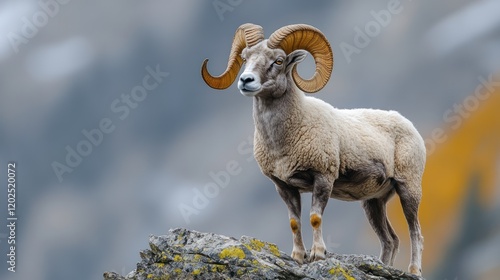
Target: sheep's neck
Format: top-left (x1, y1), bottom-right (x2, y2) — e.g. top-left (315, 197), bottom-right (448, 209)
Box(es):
top-left (253, 89), bottom-right (304, 152)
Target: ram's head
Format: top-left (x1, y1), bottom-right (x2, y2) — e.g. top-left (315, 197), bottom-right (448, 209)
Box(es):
top-left (201, 23), bottom-right (334, 98)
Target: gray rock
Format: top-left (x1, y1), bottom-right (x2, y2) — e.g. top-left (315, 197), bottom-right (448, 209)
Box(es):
top-left (103, 228), bottom-right (424, 280)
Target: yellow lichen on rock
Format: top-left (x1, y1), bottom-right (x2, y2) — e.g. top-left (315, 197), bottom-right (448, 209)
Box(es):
top-left (176, 233), bottom-right (184, 241)
top-left (193, 254), bottom-right (202, 262)
top-left (211, 264), bottom-right (226, 272)
top-left (328, 265), bottom-right (355, 280)
top-left (268, 243), bottom-right (281, 257)
top-left (173, 255), bottom-right (183, 262)
top-left (192, 269), bottom-right (201, 275)
top-left (219, 246), bottom-right (246, 259)
top-left (247, 239), bottom-right (265, 251)
top-left (245, 238), bottom-right (281, 257)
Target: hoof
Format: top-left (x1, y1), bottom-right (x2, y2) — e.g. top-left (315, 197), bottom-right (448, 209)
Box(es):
top-left (291, 250), bottom-right (306, 265)
top-left (308, 247), bottom-right (326, 262)
top-left (409, 264), bottom-right (422, 276)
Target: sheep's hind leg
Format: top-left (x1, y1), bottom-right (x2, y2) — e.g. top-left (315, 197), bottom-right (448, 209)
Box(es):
top-left (309, 174), bottom-right (335, 262)
top-left (272, 177), bottom-right (307, 264)
top-left (395, 180), bottom-right (423, 276)
top-left (362, 188), bottom-right (399, 266)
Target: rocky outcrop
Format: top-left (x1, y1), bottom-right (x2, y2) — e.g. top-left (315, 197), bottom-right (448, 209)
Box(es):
top-left (103, 228), bottom-right (423, 280)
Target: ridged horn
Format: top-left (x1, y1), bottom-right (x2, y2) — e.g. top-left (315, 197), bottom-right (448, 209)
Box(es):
top-left (201, 23), bottom-right (264, 90)
top-left (267, 24), bottom-right (333, 93)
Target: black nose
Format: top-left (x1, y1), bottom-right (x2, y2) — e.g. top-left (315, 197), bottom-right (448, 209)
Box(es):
top-left (240, 73), bottom-right (255, 84)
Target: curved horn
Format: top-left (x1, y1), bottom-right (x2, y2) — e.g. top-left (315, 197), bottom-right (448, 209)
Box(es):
top-left (201, 23), bottom-right (264, 90)
top-left (267, 24), bottom-right (333, 93)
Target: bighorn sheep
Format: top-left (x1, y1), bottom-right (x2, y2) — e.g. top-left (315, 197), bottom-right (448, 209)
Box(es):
top-left (201, 23), bottom-right (425, 276)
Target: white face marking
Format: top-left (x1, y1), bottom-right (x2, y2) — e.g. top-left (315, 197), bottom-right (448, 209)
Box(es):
top-left (238, 60), bottom-right (262, 96)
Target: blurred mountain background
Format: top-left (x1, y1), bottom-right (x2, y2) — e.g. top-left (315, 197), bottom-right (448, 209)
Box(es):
top-left (0, 0), bottom-right (499, 279)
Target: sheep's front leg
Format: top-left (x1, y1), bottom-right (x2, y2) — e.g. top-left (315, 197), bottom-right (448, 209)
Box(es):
top-left (272, 177), bottom-right (307, 264)
top-left (309, 174), bottom-right (334, 262)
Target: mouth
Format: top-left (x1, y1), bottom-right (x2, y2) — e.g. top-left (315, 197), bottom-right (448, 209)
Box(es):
top-left (238, 83), bottom-right (261, 97)
top-left (240, 88), bottom-right (259, 97)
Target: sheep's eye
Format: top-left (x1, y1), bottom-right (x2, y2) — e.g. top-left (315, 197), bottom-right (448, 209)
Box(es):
top-left (274, 58), bottom-right (283, 65)
top-left (241, 58), bottom-right (246, 63)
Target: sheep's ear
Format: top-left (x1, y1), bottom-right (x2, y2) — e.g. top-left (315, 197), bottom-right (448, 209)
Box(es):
top-left (285, 50), bottom-right (307, 73)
